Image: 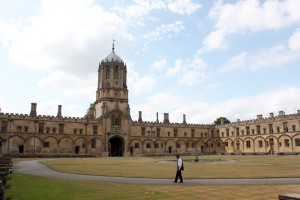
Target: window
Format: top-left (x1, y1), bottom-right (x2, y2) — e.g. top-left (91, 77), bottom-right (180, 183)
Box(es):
top-left (251, 129), bottom-right (255, 135)
top-left (211, 143), bottom-right (214, 148)
top-left (292, 125), bottom-right (296, 132)
top-left (24, 126), bottom-right (28, 132)
top-left (114, 66), bottom-right (119, 79)
top-left (241, 130), bottom-right (244, 136)
top-left (174, 129), bottom-right (178, 137)
top-left (221, 132), bottom-right (224, 137)
top-left (246, 141), bottom-right (251, 148)
top-left (246, 126), bottom-right (250, 135)
top-left (184, 132), bottom-right (187, 137)
top-left (277, 127), bottom-right (280, 133)
top-left (284, 139), bottom-right (289, 147)
top-left (74, 129), bottom-right (77, 134)
top-left (141, 127), bottom-right (145, 137)
top-left (91, 138), bottom-right (96, 148)
top-left (191, 129), bottom-right (195, 138)
top-left (226, 129), bottom-right (229, 137)
top-left (283, 122), bottom-right (288, 132)
top-left (105, 66), bottom-right (110, 79)
top-left (1, 121), bottom-right (8, 132)
top-left (79, 129), bottom-right (83, 134)
top-left (155, 143), bottom-right (159, 148)
top-left (17, 126), bottom-right (22, 132)
top-left (236, 128), bottom-right (239, 136)
top-left (225, 142), bottom-right (228, 147)
top-left (38, 123), bottom-right (44, 133)
top-left (156, 128), bottom-right (160, 137)
top-left (52, 127), bottom-right (56, 133)
top-left (59, 124), bottom-right (64, 134)
top-left (135, 143), bottom-right (139, 148)
top-left (46, 127), bottom-right (50, 133)
top-left (217, 142), bottom-right (220, 147)
top-left (295, 138), bottom-right (300, 147)
top-left (43, 142), bottom-right (50, 148)
top-left (168, 132), bottom-right (171, 137)
top-left (256, 125), bottom-right (261, 135)
top-left (146, 143), bottom-right (151, 148)
top-left (269, 124), bottom-right (273, 134)
top-left (93, 125), bottom-right (98, 135)
top-left (258, 140), bottom-right (263, 148)
top-left (263, 128), bottom-right (267, 134)
top-left (111, 113), bottom-right (121, 127)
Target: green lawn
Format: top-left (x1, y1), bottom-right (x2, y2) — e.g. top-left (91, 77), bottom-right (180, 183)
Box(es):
top-left (5, 155), bottom-right (300, 200)
top-left (41, 155), bottom-right (300, 178)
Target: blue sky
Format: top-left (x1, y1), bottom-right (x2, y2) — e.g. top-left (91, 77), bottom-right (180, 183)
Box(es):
top-left (1, 0), bottom-right (300, 124)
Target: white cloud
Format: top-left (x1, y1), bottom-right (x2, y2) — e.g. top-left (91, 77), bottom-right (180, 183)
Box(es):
top-left (127, 62), bottom-right (157, 94)
top-left (0, 0), bottom-right (127, 75)
top-left (202, 0), bottom-right (300, 51)
top-left (38, 71), bottom-right (96, 99)
top-left (133, 86), bottom-right (300, 124)
top-left (36, 99), bottom-right (85, 117)
top-left (219, 45), bottom-right (300, 73)
top-left (167, 0), bottom-right (201, 15)
top-left (165, 56), bottom-right (208, 86)
top-left (113, 0), bottom-right (200, 26)
top-left (143, 21), bottom-right (184, 41)
top-left (150, 58), bottom-right (167, 71)
top-left (289, 29), bottom-right (300, 51)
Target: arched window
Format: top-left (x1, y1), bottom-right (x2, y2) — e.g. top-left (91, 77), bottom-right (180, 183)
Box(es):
top-left (114, 66), bottom-right (119, 79)
top-left (111, 113), bottom-right (121, 127)
top-left (106, 66), bottom-right (110, 79)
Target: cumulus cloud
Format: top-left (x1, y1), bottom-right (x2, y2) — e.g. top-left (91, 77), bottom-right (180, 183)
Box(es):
top-left (201, 0), bottom-right (300, 51)
top-left (165, 56), bottom-right (208, 86)
top-left (143, 21), bottom-right (184, 41)
top-left (38, 71), bottom-right (96, 99)
top-left (150, 58), bottom-right (167, 71)
top-left (167, 0), bottom-right (202, 15)
top-left (289, 29), bottom-right (300, 51)
top-left (36, 99), bottom-right (85, 117)
top-left (0, 0), bottom-right (127, 74)
top-left (219, 39), bottom-right (300, 73)
top-left (113, 0), bottom-right (201, 26)
top-left (133, 86), bottom-right (300, 124)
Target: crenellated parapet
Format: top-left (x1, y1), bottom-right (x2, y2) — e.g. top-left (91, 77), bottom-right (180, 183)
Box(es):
top-left (216, 110), bottom-right (300, 128)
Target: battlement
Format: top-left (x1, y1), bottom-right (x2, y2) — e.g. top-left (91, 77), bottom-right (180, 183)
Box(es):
top-left (216, 110), bottom-right (300, 128)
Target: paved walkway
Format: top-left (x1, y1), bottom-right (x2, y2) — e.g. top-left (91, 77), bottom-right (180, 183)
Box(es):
top-left (14, 160), bottom-right (300, 185)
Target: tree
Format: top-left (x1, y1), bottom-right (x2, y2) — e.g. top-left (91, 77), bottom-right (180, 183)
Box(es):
top-left (84, 102), bottom-right (96, 118)
top-left (214, 117), bottom-right (231, 125)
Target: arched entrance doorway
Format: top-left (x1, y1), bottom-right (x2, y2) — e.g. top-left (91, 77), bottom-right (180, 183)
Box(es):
top-left (109, 137), bottom-right (123, 157)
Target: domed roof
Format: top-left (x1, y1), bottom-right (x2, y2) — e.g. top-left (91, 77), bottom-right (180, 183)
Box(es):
top-left (104, 42), bottom-right (122, 62)
top-left (104, 49), bottom-right (122, 62)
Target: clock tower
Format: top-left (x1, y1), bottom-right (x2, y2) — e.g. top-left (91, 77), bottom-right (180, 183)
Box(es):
top-left (95, 42), bottom-right (131, 156)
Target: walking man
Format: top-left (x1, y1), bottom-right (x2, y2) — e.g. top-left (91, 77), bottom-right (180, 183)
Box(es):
top-left (174, 154), bottom-right (183, 183)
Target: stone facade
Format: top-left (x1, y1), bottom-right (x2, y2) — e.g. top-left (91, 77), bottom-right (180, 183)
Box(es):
top-left (1, 46), bottom-right (300, 156)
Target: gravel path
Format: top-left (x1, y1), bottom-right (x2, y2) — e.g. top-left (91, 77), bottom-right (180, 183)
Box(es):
top-left (13, 160), bottom-right (300, 185)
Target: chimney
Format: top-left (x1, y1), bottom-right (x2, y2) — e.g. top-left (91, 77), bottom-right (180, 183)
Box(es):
top-left (270, 113), bottom-right (274, 118)
top-left (30, 103), bottom-right (37, 117)
top-left (183, 114), bottom-right (186, 124)
top-left (257, 114), bottom-right (262, 120)
top-left (279, 111), bottom-right (285, 116)
top-left (57, 105), bottom-right (62, 118)
top-left (156, 112), bottom-right (159, 123)
top-left (88, 107), bottom-right (95, 119)
top-left (138, 111), bottom-right (142, 122)
top-left (163, 113), bottom-right (170, 123)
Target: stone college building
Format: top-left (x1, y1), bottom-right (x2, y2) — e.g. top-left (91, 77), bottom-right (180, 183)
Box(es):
top-left (1, 45), bottom-right (300, 157)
